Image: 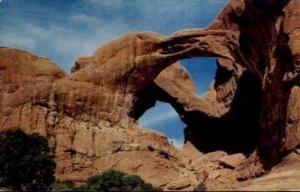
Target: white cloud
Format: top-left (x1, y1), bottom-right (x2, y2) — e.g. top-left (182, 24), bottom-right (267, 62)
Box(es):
top-left (71, 14), bottom-right (94, 23)
top-left (0, 0), bottom-right (227, 73)
top-left (70, 14), bottom-right (103, 26)
top-left (1, 33), bottom-right (35, 50)
top-left (0, 13), bottom-right (132, 72)
top-left (138, 102), bottom-right (184, 148)
top-left (139, 106), bottom-right (179, 128)
top-left (82, 0), bottom-right (126, 6)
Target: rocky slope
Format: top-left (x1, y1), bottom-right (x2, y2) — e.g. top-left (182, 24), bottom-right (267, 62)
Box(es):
top-left (1, 0), bottom-right (300, 190)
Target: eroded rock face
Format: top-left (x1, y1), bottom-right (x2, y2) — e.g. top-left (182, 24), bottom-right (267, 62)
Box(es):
top-left (0, 47), bottom-right (188, 188)
top-left (1, 0), bottom-right (300, 190)
top-left (0, 47), bottom-right (65, 135)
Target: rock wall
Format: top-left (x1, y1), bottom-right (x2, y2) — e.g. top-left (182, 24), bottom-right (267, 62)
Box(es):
top-left (1, 0), bottom-right (300, 190)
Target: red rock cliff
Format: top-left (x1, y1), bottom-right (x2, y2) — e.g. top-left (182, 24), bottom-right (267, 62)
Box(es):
top-left (1, 0), bottom-right (300, 190)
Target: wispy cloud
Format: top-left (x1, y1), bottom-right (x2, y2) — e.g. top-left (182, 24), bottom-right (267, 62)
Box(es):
top-left (70, 14), bottom-right (97, 24)
top-left (139, 106), bottom-right (179, 128)
top-left (0, 0), bottom-right (227, 72)
top-left (139, 101), bottom-right (185, 148)
top-left (82, 0), bottom-right (123, 6)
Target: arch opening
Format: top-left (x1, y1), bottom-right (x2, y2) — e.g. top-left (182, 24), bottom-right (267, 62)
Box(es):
top-left (133, 57), bottom-right (262, 155)
top-left (184, 71), bottom-right (262, 154)
top-left (134, 57), bottom-right (218, 149)
top-left (180, 57), bottom-right (217, 96)
top-left (139, 101), bottom-right (185, 148)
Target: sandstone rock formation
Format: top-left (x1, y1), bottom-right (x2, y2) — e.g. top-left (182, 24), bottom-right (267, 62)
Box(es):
top-left (0, 47), bottom-right (65, 135)
top-left (1, 0), bottom-right (300, 190)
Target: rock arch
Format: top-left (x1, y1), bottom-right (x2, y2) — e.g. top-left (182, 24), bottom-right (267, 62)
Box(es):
top-left (1, 0), bottom-right (300, 189)
top-left (65, 0), bottom-right (300, 175)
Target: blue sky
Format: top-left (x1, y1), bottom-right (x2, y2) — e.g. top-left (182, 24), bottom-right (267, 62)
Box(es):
top-left (139, 58), bottom-right (217, 147)
top-left (0, 0), bottom-right (227, 147)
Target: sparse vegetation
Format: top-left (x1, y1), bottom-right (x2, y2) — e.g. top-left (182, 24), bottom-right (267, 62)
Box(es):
top-left (193, 182), bottom-right (207, 191)
top-left (50, 170), bottom-right (160, 191)
top-left (0, 129), bottom-right (56, 191)
top-left (0, 129), bottom-right (159, 191)
top-left (50, 180), bottom-right (76, 191)
top-left (81, 170), bottom-right (161, 191)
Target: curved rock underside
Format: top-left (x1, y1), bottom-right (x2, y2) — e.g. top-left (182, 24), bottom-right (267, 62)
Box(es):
top-left (1, 0), bottom-right (300, 190)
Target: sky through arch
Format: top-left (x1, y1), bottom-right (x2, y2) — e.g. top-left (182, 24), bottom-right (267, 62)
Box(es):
top-left (139, 57), bottom-right (217, 148)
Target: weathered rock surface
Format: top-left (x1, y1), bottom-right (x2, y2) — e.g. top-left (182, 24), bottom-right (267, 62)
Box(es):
top-left (219, 153), bottom-right (246, 169)
top-left (1, 0), bottom-right (300, 190)
top-left (239, 152), bottom-right (300, 191)
top-left (0, 47), bottom-right (65, 135)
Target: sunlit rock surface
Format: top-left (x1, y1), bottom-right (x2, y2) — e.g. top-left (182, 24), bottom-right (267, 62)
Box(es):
top-left (1, 0), bottom-right (300, 190)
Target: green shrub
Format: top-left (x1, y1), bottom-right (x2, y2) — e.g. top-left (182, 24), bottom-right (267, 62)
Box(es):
top-left (0, 129), bottom-right (56, 191)
top-left (83, 170), bottom-right (160, 191)
top-left (50, 181), bottom-right (76, 191)
top-left (193, 182), bottom-right (207, 191)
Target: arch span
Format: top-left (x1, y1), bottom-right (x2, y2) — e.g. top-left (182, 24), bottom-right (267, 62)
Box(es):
top-left (131, 58), bottom-right (262, 154)
top-left (69, 0), bottom-right (298, 174)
